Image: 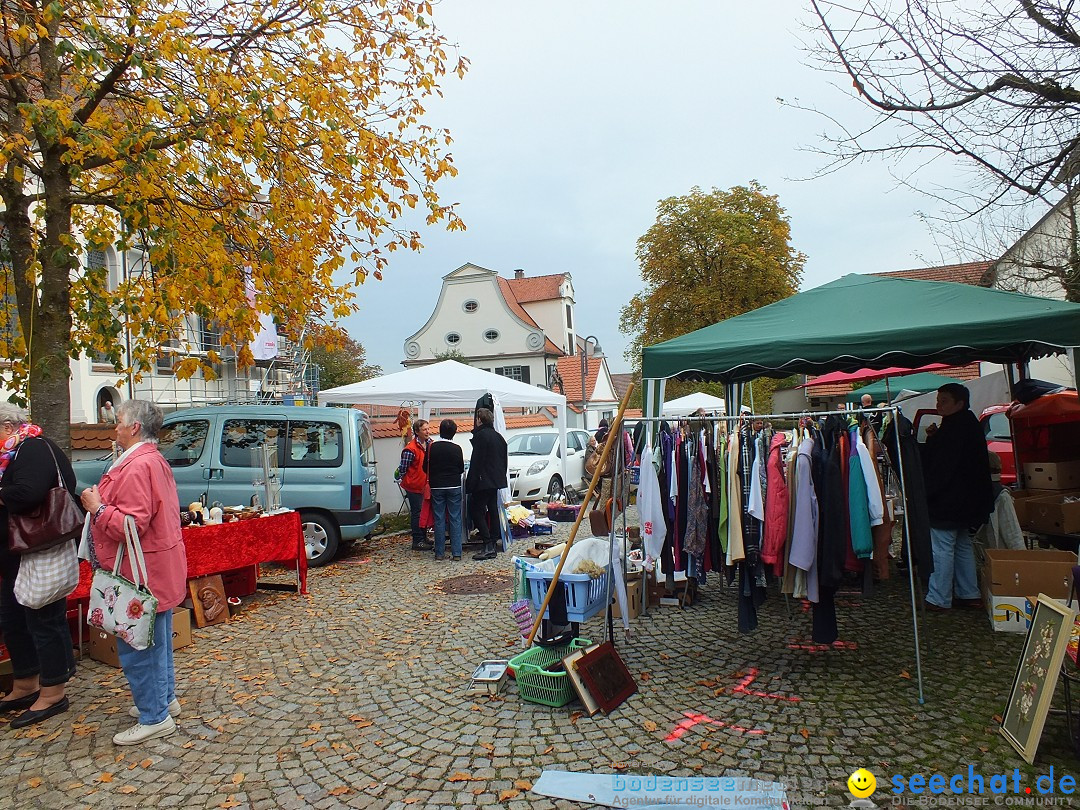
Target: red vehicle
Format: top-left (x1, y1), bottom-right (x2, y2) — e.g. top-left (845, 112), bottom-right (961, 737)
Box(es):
top-left (912, 404), bottom-right (1016, 485)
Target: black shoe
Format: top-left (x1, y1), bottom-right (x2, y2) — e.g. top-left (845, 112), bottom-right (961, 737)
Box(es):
top-left (10, 696), bottom-right (69, 729)
top-left (0, 691), bottom-right (39, 713)
top-left (472, 542), bottom-right (495, 561)
top-left (452, 555), bottom-right (462, 561)
top-left (435, 553), bottom-right (445, 561)
top-left (411, 541), bottom-right (434, 551)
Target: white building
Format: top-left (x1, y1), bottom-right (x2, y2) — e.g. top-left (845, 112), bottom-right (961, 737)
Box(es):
top-left (403, 264), bottom-right (571, 388)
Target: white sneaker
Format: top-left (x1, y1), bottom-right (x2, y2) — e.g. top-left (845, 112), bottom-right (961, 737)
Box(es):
top-left (128, 698), bottom-right (180, 719)
top-left (112, 715), bottom-right (177, 746)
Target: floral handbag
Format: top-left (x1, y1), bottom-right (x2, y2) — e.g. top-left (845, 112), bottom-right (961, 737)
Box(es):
top-left (87, 515), bottom-right (158, 651)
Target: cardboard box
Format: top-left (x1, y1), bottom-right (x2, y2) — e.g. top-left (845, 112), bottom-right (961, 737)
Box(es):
top-left (981, 548), bottom-right (1076, 601)
top-left (1023, 460), bottom-right (1080, 490)
top-left (1011, 488), bottom-right (1059, 527)
top-left (611, 580), bottom-right (642, 619)
top-left (88, 608), bottom-right (192, 668)
top-left (1025, 493), bottom-right (1080, 535)
top-left (983, 591), bottom-right (1032, 633)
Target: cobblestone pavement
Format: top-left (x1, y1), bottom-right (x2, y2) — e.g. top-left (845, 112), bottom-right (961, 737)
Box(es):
top-left (0, 511), bottom-right (1077, 810)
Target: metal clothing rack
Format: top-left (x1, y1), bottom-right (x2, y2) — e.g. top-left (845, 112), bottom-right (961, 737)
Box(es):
top-left (620, 406), bottom-right (926, 703)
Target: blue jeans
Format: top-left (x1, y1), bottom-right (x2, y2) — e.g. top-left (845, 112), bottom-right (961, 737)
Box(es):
top-left (431, 487), bottom-right (463, 557)
top-left (117, 610), bottom-right (175, 725)
top-left (926, 526), bottom-right (980, 608)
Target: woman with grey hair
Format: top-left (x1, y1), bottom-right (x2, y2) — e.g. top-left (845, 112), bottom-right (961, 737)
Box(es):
top-left (81, 399), bottom-right (188, 745)
top-left (0, 405), bottom-right (80, 728)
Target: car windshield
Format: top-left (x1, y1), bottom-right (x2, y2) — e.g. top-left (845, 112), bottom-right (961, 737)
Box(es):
top-left (507, 433), bottom-right (556, 456)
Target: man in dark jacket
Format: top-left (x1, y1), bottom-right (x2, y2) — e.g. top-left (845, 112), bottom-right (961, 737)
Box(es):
top-left (466, 408), bottom-right (508, 561)
top-left (921, 383), bottom-right (994, 610)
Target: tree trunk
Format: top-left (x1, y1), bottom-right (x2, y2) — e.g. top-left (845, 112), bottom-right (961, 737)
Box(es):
top-left (34, 142), bottom-right (74, 455)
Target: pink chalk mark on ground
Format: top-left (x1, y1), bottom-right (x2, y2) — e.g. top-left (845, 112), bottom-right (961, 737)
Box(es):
top-left (664, 711), bottom-right (766, 742)
top-left (731, 667), bottom-right (800, 702)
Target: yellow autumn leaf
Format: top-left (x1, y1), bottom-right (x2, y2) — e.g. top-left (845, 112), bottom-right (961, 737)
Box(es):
top-left (643, 720), bottom-right (658, 732)
top-left (98, 773), bottom-right (114, 783)
top-left (27, 778), bottom-right (43, 788)
top-left (498, 789), bottom-right (520, 801)
top-left (514, 779), bottom-right (532, 790)
top-left (232, 773), bottom-right (245, 785)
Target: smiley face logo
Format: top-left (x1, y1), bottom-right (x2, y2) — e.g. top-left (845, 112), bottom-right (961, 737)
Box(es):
top-left (847, 768), bottom-right (876, 798)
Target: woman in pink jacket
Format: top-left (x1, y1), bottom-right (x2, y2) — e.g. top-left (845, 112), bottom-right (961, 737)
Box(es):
top-left (81, 400), bottom-right (188, 746)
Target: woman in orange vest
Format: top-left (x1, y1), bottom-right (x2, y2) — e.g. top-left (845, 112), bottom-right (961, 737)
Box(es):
top-left (396, 420), bottom-right (432, 550)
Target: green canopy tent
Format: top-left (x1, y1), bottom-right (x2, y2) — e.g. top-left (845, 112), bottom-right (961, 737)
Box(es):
top-left (843, 372), bottom-right (961, 405)
top-left (637, 274), bottom-right (1080, 705)
top-left (642, 274), bottom-right (1080, 384)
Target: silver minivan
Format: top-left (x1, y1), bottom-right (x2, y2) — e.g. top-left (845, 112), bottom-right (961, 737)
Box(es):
top-left (73, 405), bottom-right (380, 566)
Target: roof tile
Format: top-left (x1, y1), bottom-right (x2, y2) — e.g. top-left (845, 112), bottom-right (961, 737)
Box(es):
top-left (504, 274), bottom-right (565, 303)
top-left (870, 261), bottom-right (993, 287)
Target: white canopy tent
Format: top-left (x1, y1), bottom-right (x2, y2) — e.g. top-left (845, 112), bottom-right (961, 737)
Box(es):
top-left (317, 360), bottom-right (569, 479)
top-left (661, 392), bottom-right (726, 417)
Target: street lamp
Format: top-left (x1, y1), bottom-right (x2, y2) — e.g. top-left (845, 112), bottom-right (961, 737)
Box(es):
top-left (580, 335), bottom-right (601, 431)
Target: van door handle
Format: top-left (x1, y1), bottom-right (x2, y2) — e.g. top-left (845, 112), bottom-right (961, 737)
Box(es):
top-left (202, 468), bottom-right (223, 480)
top-left (324, 474), bottom-right (336, 479)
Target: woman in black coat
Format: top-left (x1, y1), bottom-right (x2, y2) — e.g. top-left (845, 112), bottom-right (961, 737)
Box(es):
top-left (0, 405), bottom-right (79, 728)
top-left (466, 408), bottom-right (507, 561)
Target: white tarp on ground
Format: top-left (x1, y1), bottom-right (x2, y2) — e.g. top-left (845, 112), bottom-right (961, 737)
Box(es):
top-left (661, 392), bottom-right (726, 416)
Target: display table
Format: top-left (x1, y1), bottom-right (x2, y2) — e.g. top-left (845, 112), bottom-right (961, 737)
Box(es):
top-left (68, 509), bottom-right (308, 605)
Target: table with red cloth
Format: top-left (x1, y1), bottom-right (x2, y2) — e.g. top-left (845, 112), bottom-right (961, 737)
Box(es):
top-left (68, 510), bottom-right (308, 606)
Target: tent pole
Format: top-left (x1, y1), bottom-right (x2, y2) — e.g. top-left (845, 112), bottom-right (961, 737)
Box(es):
top-left (892, 405), bottom-right (926, 703)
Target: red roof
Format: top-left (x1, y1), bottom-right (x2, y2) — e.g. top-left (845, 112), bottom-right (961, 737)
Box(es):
top-left (70, 423), bottom-right (114, 451)
top-left (496, 277), bottom-right (564, 356)
top-left (870, 261), bottom-right (993, 287)
top-left (556, 355), bottom-right (604, 404)
top-left (505, 274), bottom-right (565, 304)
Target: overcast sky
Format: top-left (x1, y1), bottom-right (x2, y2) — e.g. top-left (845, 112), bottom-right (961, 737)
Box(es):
top-left (340, 1), bottom-right (972, 375)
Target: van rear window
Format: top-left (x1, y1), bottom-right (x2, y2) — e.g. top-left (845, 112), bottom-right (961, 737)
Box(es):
top-left (286, 421), bottom-right (342, 467)
top-left (159, 420), bottom-right (210, 467)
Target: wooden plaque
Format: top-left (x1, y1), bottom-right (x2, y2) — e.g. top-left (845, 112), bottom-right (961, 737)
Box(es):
top-left (188, 574), bottom-right (229, 628)
top-left (562, 643), bottom-right (602, 716)
top-left (575, 641), bottom-right (637, 714)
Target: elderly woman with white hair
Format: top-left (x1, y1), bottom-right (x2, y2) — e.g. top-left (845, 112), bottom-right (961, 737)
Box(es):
top-left (81, 399), bottom-right (188, 746)
top-left (0, 404), bottom-right (79, 729)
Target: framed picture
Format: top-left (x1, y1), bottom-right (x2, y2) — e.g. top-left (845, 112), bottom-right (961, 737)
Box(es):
top-left (576, 641), bottom-right (637, 714)
top-left (562, 643), bottom-right (602, 716)
top-left (188, 574), bottom-right (229, 628)
top-left (1001, 594), bottom-right (1077, 763)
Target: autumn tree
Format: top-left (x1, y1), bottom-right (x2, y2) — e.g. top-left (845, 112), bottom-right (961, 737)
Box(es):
top-left (807, 1), bottom-right (1080, 299)
top-left (620, 183), bottom-right (805, 382)
top-left (0, 0), bottom-right (465, 449)
top-left (309, 325), bottom-right (380, 391)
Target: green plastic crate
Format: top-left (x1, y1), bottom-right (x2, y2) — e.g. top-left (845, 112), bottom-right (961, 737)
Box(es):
top-left (509, 638), bottom-right (592, 707)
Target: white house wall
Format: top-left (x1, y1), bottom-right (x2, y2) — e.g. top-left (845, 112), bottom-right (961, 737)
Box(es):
top-left (524, 298), bottom-right (572, 355)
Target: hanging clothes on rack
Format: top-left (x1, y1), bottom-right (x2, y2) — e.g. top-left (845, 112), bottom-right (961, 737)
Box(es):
top-left (862, 422), bottom-right (894, 580)
top-left (882, 412), bottom-right (934, 586)
top-left (761, 431), bottom-right (791, 575)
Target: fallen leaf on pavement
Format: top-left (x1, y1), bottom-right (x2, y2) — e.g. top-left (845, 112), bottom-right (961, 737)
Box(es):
top-left (118, 786), bottom-right (137, 794)
top-left (543, 746), bottom-right (554, 755)
top-left (328, 786), bottom-right (350, 796)
top-left (611, 762), bottom-right (629, 770)
top-left (232, 773), bottom-right (245, 786)
top-left (403, 798), bottom-right (420, 805)
top-left (98, 773), bottom-right (114, 783)
top-left (514, 779), bottom-right (532, 790)
top-left (448, 773), bottom-right (475, 782)
top-left (499, 789), bottom-right (520, 801)
top-left (643, 720), bottom-right (658, 732)
top-left (993, 714), bottom-right (1003, 724)
top-left (899, 670), bottom-right (912, 679)
top-left (139, 759), bottom-right (153, 769)
top-left (27, 778), bottom-right (42, 788)
top-left (569, 711), bottom-right (583, 724)
top-left (219, 800), bottom-right (242, 809)
top-left (799, 729), bottom-right (810, 740)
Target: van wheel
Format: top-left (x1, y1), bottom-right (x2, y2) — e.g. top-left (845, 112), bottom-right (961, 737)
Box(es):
top-left (301, 512), bottom-right (340, 567)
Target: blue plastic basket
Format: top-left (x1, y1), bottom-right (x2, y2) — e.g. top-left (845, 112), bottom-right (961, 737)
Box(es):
top-left (525, 561), bottom-right (609, 622)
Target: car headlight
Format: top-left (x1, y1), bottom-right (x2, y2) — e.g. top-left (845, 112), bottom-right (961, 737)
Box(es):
top-left (526, 460), bottom-right (549, 476)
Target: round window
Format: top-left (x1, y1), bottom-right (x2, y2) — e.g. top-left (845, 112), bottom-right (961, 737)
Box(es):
top-left (483, 329), bottom-right (500, 342)
top-left (463, 300), bottom-right (479, 313)
top-left (446, 332), bottom-right (461, 345)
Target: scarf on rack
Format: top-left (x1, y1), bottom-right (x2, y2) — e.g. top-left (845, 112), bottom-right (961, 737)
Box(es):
top-left (0, 422), bottom-right (43, 481)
